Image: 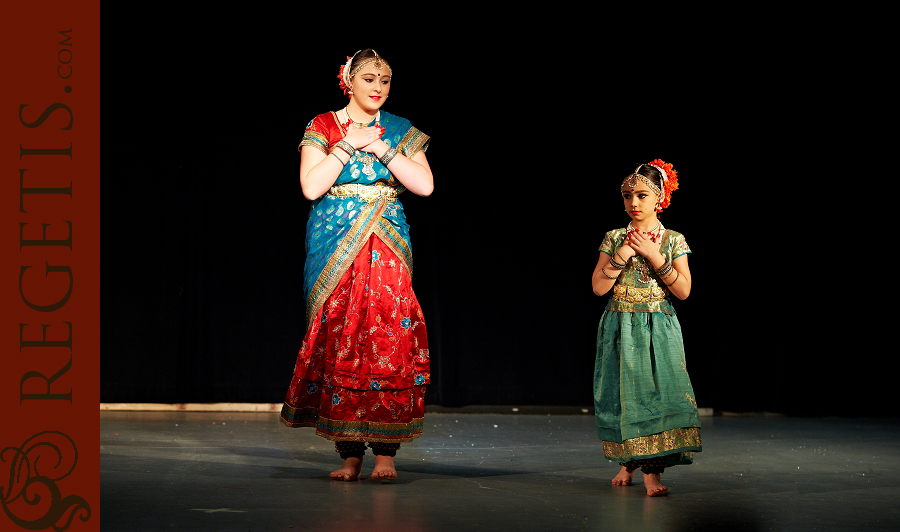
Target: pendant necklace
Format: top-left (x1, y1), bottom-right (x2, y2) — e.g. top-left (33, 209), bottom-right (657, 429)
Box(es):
top-left (342, 108), bottom-right (381, 177)
top-left (626, 221), bottom-right (664, 283)
top-left (626, 220), bottom-right (662, 242)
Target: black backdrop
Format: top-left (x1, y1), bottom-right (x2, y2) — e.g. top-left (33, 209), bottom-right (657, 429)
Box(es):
top-left (99, 17), bottom-right (883, 417)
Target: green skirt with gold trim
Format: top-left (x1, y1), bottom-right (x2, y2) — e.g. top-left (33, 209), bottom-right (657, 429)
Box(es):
top-left (594, 308), bottom-right (701, 464)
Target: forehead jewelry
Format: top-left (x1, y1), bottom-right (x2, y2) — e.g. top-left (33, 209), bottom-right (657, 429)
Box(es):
top-left (343, 50), bottom-right (392, 88)
top-left (622, 166), bottom-right (662, 196)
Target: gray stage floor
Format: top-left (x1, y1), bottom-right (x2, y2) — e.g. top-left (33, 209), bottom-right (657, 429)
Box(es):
top-left (100, 411), bottom-right (900, 531)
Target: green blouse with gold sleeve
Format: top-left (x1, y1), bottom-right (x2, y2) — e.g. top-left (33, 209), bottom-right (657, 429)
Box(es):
top-left (599, 228), bottom-right (691, 314)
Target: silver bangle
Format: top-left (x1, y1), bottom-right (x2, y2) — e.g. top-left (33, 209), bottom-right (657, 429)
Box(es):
top-left (333, 140), bottom-right (355, 157)
top-left (379, 146), bottom-right (398, 166)
top-left (608, 255), bottom-right (627, 270)
top-left (655, 260), bottom-right (673, 278)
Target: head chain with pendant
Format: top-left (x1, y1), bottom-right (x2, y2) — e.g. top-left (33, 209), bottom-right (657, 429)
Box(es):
top-left (339, 49), bottom-right (392, 96)
top-left (621, 162), bottom-right (673, 212)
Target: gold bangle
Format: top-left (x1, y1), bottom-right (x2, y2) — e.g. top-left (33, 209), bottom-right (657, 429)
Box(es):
top-left (664, 270), bottom-right (680, 286)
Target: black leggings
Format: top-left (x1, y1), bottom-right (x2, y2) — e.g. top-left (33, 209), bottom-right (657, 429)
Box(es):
top-left (620, 457), bottom-right (668, 475)
top-left (335, 441), bottom-right (401, 459)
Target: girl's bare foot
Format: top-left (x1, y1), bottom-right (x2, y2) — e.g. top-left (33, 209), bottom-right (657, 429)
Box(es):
top-left (642, 472), bottom-right (668, 496)
top-left (611, 465), bottom-right (636, 486)
top-left (330, 456), bottom-right (363, 481)
top-left (371, 455), bottom-right (397, 480)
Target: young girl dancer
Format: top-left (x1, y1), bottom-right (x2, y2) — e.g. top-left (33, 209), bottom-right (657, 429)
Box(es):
top-left (590, 160), bottom-right (701, 497)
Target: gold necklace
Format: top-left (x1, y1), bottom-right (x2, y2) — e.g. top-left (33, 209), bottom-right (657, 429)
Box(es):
top-left (344, 107), bottom-right (379, 128)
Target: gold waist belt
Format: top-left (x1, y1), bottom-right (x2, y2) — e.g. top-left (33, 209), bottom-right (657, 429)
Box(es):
top-left (612, 285), bottom-right (668, 304)
top-left (327, 183), bottom-right (401, 202)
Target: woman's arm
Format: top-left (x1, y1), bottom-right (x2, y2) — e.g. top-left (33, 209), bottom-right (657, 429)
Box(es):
top-left (299, 126), bottom-right (383, 201)
top-left (363, 139), bottom-right (434, 197)
top-left (299, 145), bottom-right (344, 200)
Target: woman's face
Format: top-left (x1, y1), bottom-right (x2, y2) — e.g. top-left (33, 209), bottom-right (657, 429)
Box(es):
top-left (350, 63), bottom-right (391, 113)
top-left (621, 180), bottom-right (660, 223)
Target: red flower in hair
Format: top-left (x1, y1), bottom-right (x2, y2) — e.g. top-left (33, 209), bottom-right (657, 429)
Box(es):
top-left (338, 56), bottom-right (352, 97)
top-left (648, 158), bottom-right (679, 211)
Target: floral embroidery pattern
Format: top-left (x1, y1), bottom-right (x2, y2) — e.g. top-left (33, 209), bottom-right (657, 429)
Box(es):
top-left (280, 235), bottom-right (429, 442)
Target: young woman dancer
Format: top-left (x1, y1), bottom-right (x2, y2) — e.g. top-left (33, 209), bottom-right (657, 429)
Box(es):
top-left (590, 160), bottom-right (701, 496)
top-left (281, 49), bottom-right (433, 481)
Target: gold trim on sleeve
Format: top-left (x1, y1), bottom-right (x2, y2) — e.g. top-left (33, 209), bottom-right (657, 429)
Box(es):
top-left (299, 131), bottom-right (329, 154)
top-left (396, 127), bottom-right (430, 159)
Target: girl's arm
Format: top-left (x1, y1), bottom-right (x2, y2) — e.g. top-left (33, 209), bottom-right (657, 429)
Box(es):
top-left (626, 231), bottom-right (692, 300)
top-left (591, 245), bottom-right (636, 296)
top-left (592, 235), bottom-right (636, 296)
top-left (591, 252), bottom-right (620, 296)
top-left (361, 139), bottom-right (434, 197)
top-left (662, 254), bottom-right (691, 300)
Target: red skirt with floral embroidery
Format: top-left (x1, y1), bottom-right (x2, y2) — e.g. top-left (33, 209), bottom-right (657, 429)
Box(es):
top-left (280, 234), bottom-right (429, 443)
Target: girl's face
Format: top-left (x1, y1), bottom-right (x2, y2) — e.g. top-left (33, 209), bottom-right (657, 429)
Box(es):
top-left (621, 182), bottom-right (659, 223)
top-left (350, 64), bottom-right (391, 113)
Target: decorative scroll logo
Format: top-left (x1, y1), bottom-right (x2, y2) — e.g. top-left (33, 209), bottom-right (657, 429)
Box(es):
top-left (1, 431), bottom-right (91, 530)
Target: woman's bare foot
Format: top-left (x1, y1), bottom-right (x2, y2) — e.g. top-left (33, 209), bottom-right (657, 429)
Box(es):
top-left (330, 456), bottom-right (363, 481)
top-left (611, 466), bottom-right (636, 486)
top-left (370, 455), bottom-right (397, 480)
top-left (642, 472), bottom-right (668, 496)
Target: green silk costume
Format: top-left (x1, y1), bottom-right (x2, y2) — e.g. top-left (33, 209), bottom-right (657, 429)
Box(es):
top-left (594, 228), bottom-right (702, 466)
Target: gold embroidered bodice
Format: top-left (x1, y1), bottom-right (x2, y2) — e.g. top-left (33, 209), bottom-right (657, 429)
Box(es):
top-left (599, 228), bottom-right (691, 314)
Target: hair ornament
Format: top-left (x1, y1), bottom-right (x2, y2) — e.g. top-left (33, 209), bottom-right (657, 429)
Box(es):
top-left (647, 159), bottom-right (679, 211)
top-left (338, 55), bottom-right (354, 97)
